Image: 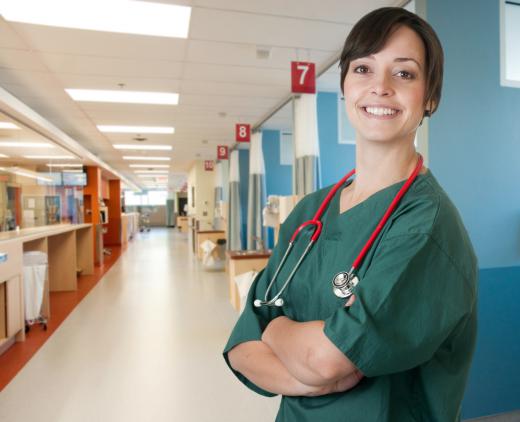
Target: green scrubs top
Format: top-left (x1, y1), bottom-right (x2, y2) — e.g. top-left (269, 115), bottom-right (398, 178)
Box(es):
top-left (223, 170), bottom-right (478, 422)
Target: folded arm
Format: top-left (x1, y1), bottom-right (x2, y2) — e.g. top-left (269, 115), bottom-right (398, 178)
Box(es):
top-left (262, 316), bottom-right (360, 386)
top-left (228, 340), bottom-right (362, 397)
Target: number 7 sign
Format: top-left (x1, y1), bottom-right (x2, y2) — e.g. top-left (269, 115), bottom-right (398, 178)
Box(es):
top-left (291, 61), bottom-right (316, 94)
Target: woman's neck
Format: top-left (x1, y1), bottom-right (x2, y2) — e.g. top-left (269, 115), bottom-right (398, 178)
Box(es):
top-left (350, 140), bottom-right (420, 199)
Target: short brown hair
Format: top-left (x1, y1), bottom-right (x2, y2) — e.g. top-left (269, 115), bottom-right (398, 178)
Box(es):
top-left (339, 7), bottom-right (444, 117)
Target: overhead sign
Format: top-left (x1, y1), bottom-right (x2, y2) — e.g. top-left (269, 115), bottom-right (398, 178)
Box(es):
top-left (291, 61), bottom-right (316, 94)
top-left (217, 145), bottom-right (229, 160)
top-left (204, 160), bottom-right (214, 171)
top-left (235, 124), bottom-right (251, 143)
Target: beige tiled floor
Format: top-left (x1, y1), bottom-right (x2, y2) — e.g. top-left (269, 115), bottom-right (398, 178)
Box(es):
top-left (0, 228), bottom-right (280, 422)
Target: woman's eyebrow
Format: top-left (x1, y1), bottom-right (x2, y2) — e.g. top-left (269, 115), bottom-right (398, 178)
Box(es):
top-left (361, 55), bottom-right (422, 70)
top-left (394, 57), bottom-right (422, 69)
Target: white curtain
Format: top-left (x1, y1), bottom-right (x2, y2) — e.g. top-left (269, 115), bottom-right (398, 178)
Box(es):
top-left (293, 93), bottom-right (321, 196)
top-left (227, 150), bottom-right (242, 250)
top-left (247, 132), bottom-right (267, 250)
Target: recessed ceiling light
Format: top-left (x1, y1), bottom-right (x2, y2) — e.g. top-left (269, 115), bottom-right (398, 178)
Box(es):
top-left (123, 156), bottom-right (170, 161)
top-left (134, 170), bottom-right (169, 174)
top-left (129, 164), bottom-right (169, 168)
top-left (46, 163), bottom-right (83, 168)
top-left (0, 142), bottom-right (55, 148)
top-left (67, 90), bottom-right (179, 105)
top-left (0, 122), bottom-right (20, 130)
top-left (113, 144), bottom-right (172, 151)
top-left (0, 1), bottom-right (191, 38)
top-left (24, 155), bottom-right (75, 160)
top-left (98, 125), bottom-right (175, 134)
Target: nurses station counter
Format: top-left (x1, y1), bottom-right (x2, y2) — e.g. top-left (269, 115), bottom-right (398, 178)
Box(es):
top-left (0, 224), bottom-right (94, 355)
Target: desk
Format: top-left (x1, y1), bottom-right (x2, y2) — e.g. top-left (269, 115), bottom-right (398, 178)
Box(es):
top-left (122, 212), bottom-right (139, 245)
top-left (227, 250), bottom-right (271, 311)
top-left (0, 224), bottom-right (94, 355)
top-left (176, 216), bottom-right (189, 233)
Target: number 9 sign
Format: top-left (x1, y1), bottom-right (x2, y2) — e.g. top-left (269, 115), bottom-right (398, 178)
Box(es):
top-left (291, 61), bottom-right (316, 94)
top-left (217, 145), bottom-right (229, 160)
top-left (235, 124), bottom-right (250, 142)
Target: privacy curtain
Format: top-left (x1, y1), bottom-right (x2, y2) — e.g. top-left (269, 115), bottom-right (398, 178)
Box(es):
top-left (247, 132), bottom-right (267, 251)
top-left (293, 93), bottom-right (321, 196)
top-left (227, 150), bottom-right (242, 250)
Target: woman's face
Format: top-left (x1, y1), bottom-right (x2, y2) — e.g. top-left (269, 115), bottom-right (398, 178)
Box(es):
top-left (343, 25), bottom-right (428, 146)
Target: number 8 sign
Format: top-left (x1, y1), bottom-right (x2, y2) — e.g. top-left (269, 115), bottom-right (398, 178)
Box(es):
top-left (235, 124), bottom-right (250, 142)
top-left (291, 61), bottom-right (316, 94)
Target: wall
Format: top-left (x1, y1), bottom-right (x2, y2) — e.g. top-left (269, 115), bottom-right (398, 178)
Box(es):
top-left (317, 92), bottom-right (356, 187)
top-left (262, 129), bottom-right (293, 248)
top-left (187, 160), bottom-right (215, 229)
top-left (426, 0), bottom-right (520, 417)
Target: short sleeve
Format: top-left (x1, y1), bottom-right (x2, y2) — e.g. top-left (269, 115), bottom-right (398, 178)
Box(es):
top-left (323, 233), bottom-right (476, 377)
top-left (222, 195), bottom-right (316, 396)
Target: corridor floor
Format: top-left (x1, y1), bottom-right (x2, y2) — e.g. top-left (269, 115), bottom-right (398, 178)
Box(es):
top-left (0, 228), bottom-right (279, 422)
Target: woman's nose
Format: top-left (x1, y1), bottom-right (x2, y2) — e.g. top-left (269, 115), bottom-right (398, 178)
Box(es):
top-left (371, 73), bottom-right (394, 96)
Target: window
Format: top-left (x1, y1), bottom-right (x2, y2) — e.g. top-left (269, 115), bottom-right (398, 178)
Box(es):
top-left (124, 190), bottom-right (167, 206)
top-left (280, 132), bottom-right (294, 165)
top-left (338, 95), bottom-right (356, 145)
top-left (500, 0), bottom-right (520, 87)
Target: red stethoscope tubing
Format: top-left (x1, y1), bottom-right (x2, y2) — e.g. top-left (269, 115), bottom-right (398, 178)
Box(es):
top-left (290, 154), bottom-right (423, 273)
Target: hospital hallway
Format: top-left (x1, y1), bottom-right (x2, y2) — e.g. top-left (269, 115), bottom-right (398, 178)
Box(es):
top-left (0, 228), bottom-right (279, 422)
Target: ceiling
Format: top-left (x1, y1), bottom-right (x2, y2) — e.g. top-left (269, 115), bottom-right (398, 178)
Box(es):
top-left (0, 0), bottom-right (408, 190)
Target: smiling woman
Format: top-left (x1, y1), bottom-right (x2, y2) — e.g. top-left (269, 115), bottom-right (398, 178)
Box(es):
top-left (224, 7), bottom-right (478, 422)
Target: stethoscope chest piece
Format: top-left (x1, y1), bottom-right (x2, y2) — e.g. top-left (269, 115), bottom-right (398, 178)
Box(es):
top-left (332, 271), bottom-right (359, 298)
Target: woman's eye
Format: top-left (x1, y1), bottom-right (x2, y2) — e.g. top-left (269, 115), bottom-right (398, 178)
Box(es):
top-left (396, 70), bottom-right (415, 80)
top-left (353, 65), bottom-right (369, 74)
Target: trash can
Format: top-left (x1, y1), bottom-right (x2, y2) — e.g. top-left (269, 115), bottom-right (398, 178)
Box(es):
top-left (200, 238), bottom-right (226, 271)
top-left (22, 251), bottom-right (48, 331)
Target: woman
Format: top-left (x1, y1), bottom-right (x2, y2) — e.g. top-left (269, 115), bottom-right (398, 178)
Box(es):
top-left (224, 7), bottom-right (477, 422)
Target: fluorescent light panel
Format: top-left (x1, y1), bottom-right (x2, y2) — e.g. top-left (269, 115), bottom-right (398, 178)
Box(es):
top-left (129, 164), bottom-right (169, 168)
top-left (24, 155), bottom-right (75, 159)
top-left (0, 166), bottom-right (52, 182)
top-left (0, 142), bottom-right (55, 148)
top-left (0, 122), bottom-right (20, 130)
top-left (134, 170), bottom-right (169, 174)
top-left (98, 125), bottom-right (175, 134)
top-left (113, 144), bottom-right (172, 151)
top-left (46, 163), bottom-right (83, 168)
top-left (123, 156), bottom-right (170, 161)
top-left (1, 1), bottom-right (191, 38)
top-left (68, 90), bottom-right (179, 105)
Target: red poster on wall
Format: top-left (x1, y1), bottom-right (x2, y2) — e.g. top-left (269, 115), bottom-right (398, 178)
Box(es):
top-left (217, 145), bottom-right (229, 160)
top-left (291, 61), bottom-right (316, 94)
top-left (235, 124), bottom-right (251, 142)
top-left (204, 160), bottom-right (214, 171)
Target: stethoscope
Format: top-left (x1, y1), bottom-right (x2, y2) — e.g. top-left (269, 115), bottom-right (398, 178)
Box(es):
top-left (254, 154), bottom-right (424, 308)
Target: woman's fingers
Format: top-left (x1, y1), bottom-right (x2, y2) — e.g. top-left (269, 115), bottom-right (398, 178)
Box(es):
top-left (334, 370), bottom-right (364, 392)
top-left (345, 294), bottom-right (356, 307)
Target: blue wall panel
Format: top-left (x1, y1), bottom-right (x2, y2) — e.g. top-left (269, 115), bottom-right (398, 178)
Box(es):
top-left (427, 0), bottom-right (520, 268)
top-left (262, 129), bottom-right (293, 248)
top-left (238, 148), bottom-right (249, 249)
top-left (317, 91), bottom-right (356, 188)
top-left (462, 266), bottom-right (520, 418)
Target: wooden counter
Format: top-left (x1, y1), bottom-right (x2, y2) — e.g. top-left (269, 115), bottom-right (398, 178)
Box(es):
top-left (0, 224), bottom-right (94, 355)
top-left (196, 230), bottom-right (226, 260)
top-left (176, 216), bottom-right (189, 233)
top-left (227, 250), bottom-right (271, 311)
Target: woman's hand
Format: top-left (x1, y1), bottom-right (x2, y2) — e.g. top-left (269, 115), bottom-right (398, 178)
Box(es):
top-left (300, 370), bottom-right (364, 397)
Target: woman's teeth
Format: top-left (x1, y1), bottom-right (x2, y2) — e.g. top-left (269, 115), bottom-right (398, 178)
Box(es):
top-left (364, 107), bottom-right (398, 116)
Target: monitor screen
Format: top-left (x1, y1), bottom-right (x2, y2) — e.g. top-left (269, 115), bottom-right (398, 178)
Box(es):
top-left (62, 171), bottom-right (87, 186)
